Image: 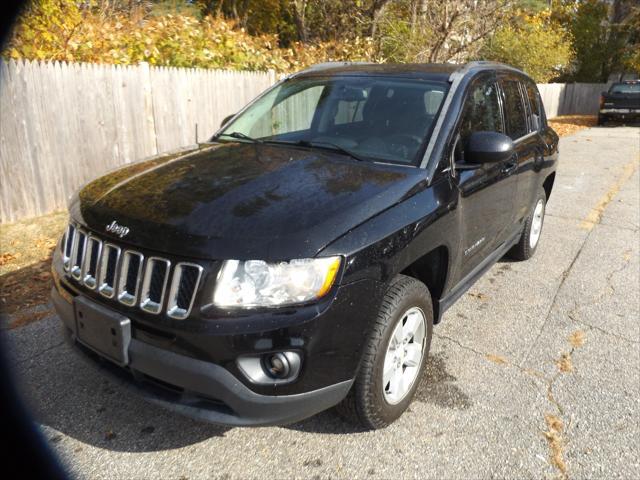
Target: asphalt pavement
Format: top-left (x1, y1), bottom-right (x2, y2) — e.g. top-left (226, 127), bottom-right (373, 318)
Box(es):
top-left (5, 126), bottom-right (640, 479)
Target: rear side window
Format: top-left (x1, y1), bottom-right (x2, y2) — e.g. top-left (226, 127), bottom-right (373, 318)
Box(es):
top-left (525, 82), bottom-right (544, 132)
top-left (501, 80), bottom-right (528, 139)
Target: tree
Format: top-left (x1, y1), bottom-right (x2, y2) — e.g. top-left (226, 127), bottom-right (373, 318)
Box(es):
top-left (481, 10), bottom-right (574, 82)
top-left (378, 0), bottom-right (511, 63)
top-left (565, 0), bottom-right (639, 82)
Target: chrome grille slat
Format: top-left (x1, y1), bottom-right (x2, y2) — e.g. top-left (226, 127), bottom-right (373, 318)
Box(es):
top-left (81, 236), bottom-right (102, 289)
top-left (98, 243), bottom-right (121, 298)
top-left (166, 263), bottom-right (203, 320)
top-left (62, 224), bottom-right (76, 271)
top-left (63, 223), bottom-right (202, 319)
top-left (117, 251), bottom-right (144, 306)
top-left (140, 258), bottom-right (171, 314)
top-left (70, 230), bottom-right (87, 279)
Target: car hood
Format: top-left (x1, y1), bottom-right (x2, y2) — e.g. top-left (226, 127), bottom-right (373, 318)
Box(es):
top-left (71, 142), bottom-right (427, 260)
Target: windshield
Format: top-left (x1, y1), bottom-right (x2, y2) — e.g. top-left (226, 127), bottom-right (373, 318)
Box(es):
top-left (216, 75), bottom-right (449, 165)
top-left (610, 83), bottom-right (640, 94)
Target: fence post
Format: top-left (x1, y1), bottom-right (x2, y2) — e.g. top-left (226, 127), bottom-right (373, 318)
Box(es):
top-left (139, 62), bottom-right (158, 156)
top-left (268, 69), bottom-right (277, 86)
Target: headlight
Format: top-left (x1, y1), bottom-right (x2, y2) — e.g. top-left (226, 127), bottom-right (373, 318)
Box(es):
top-left (213, 257), bottom-right (341, 308)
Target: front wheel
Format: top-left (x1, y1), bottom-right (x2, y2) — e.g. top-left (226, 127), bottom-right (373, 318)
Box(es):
top-left (336, 275), bottom-right (433, 429)
top-left (509, 187), bottom-right (546, 261)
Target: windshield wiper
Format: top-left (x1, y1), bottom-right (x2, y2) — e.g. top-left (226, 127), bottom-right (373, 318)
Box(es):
top-left (216, 131), bottom-right (263, 143)
top-left (214, 134), bottom-right (370, 162)
top-left (294, 140), bottom-right (370, 163)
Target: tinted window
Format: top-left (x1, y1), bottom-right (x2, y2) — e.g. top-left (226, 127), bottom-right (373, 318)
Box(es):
top-left (502, 80), bottom-right (528, 139)
top-left (610, 83), bottom-right (640, 94)
top-left (458, 79), bottom-right (504, 141)
top-left (453, 79), bottom-right (503, 164)
top-left (525, 82), bottom-right (543, 132)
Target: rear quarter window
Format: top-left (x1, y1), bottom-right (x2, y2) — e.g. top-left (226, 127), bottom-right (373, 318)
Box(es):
top-left (525, 82), bottom-right (545, 132)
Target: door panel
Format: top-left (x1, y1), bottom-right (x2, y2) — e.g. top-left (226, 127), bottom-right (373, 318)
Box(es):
top-left (503, 79), bottom-right (547, 223)
top-left (452, 77), bottom-right (518, 281)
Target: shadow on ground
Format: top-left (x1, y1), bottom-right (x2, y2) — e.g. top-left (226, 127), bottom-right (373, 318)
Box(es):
top-left (9, 310), bottom-right (473, 449)
top-left (9, 316), bottom-right (229, 453)
top-left (0, 260), bottom-right (53, 320)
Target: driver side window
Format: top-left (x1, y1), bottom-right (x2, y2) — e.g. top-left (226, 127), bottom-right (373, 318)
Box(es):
top-left (454, 79), bottom-right (504, 163)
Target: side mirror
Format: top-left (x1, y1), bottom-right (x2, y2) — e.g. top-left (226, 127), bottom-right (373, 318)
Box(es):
top-left (220, 113), bottom-right (235, 128)
top-left (465, 131), bottom-right (514, 164)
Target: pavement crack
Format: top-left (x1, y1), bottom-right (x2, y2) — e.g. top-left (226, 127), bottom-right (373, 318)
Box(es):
top-left (565, 250), bottom-right (638, 345)
top-left (14, 340), bottom-right (65, 368)
top-left (566, 314), bottom-right (639, 345)
top-left (519, 227), bottom-right (592, 368)
top-left (433, 333), bottom-right (488, 358)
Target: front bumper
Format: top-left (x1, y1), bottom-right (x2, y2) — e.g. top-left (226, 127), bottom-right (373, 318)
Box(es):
top-left (53, 286), bottom-right (353, 426)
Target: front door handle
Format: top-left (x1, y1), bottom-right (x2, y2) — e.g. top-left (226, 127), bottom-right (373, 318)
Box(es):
top-left (501, 160), bottom-right (517, 175)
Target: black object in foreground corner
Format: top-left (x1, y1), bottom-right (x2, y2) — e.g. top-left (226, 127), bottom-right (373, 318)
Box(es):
top-left (1, 1), bottom-right (68, 478)
top-left (52, 61), bottom-right (558, 430)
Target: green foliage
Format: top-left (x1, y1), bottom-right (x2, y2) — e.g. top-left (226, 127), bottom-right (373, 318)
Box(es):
top-left (2, 1), bottom-right (376, 71)
top-left (569, 0), bottom-right (639, 82)
top-left (4, 0), bottom-right (83, 62)
top-left (3, 0), bottom-right (636, 83)
top-left (481, 11), bottom-right (574, 82)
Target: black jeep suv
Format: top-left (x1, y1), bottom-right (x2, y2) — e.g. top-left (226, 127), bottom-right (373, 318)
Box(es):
top-left (52, 61), bottom-right (558, 429)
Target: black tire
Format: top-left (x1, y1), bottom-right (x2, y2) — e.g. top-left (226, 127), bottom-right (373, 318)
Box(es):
top-left (336, 275), bottom-right (433, 429)
top-left (597, 115), bottom-right (605, 126)
top-left (509, 187), bottom-right (547, 261)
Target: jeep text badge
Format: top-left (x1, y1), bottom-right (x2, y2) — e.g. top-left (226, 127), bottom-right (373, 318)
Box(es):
top-left (105, 220), bottom-right (130, 238)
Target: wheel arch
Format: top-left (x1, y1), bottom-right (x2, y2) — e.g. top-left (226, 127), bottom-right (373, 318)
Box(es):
top-left (399, 245), bottom-right (449, 324)
top-left (543, 171), bottom-right (556, 201)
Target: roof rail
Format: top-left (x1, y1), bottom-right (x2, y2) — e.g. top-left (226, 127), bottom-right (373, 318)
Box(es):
top-left (449, 61), bottom-right (522, 81)
top-left (286, 61), bottom-right (377, 79)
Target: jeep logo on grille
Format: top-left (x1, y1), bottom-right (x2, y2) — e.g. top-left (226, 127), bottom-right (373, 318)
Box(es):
top-left (105, 220), bottom-right (130, 238)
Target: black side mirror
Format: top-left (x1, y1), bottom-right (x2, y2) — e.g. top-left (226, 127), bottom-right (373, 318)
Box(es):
top-left (220, 113), bottom-right (235, 128)
top-left (465, 131), bottom-right (514, 164)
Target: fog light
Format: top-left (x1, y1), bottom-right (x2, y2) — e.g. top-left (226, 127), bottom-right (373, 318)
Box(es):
top-left (237, 351), bottom-right (302, 385)
top-left (264, 353), bottom-right (291, 379)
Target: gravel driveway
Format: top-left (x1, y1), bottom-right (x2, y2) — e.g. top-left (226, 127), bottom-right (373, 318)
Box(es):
top-left (4, 126), bottom-right (639, 479)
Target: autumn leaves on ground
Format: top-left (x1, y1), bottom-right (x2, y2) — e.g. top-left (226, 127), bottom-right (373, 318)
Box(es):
top-left (0, 211), bottom-right (67, 328)
top-left (0, 115), bottom-right (597, 329)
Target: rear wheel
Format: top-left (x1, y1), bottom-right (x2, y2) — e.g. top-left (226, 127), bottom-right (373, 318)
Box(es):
top-left (509, 187), bottom-right (546, 261)
top-left (337, 275), bottom-right (433, 429)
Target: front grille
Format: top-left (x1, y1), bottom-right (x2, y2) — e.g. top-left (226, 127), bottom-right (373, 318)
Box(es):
top-left (62, 223), bottom-right (203, 319)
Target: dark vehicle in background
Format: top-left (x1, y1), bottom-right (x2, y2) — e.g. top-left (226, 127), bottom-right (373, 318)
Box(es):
top-left (52, 61), bottom-right (558, 429)
top-left (598, 80), bottom-right (640, 125)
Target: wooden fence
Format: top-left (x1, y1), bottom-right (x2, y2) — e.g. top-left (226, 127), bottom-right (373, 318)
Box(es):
top-left (0, 60), bottom-right (276, 223)
top-left (537, 83), bottom-right (607, 118)
top-left (0, 59), bottom-right (607, 223)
